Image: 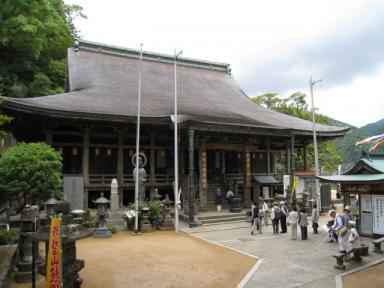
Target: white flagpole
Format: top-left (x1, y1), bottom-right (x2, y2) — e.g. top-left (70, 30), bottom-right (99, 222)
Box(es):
top-left (174, 49), bottom-right (182, 232)
top-left (310, 77), bottom-right (322, 212)
top-left (134, 44), bottom-right (143, 233)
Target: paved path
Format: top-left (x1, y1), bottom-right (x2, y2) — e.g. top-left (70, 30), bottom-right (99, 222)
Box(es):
top-left (182, 216), bottom-right (384, 288)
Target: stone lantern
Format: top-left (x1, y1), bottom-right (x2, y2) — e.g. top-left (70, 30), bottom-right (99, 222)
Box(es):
top-left (93, 193), bottom-right (112, 237)
top-left (14, 205), bottom-right (40, 282)
top-left (45, 195), bottom-right (57, 219)
top-left (160, 194), bottom-right (174, 230)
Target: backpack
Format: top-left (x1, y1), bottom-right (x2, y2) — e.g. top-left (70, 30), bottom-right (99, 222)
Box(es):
top-left (274, 208), bottom-right (281, 220)
top-left (252, 206), bottom-right (259, 220)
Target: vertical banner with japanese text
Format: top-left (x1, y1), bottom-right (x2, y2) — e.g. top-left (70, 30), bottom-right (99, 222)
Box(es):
top-left (373, 195), bottom-right (384, 234)
top-left (46, 217), bottom-right (63, 288)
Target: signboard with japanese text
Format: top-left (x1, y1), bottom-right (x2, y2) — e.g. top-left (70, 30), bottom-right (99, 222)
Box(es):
top-left (361, 195), bottom-right (372, 212)
top-left (373, 195), bottom-right (384, 234)
top-left (46, 217), bottom-right (63, 288)
top-left (283, 175), bottom-right (290, 197)
top-left (63, 176), bottom-right (84, 210)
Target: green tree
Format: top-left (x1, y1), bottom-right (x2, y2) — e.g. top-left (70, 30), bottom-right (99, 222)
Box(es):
top-left (0, 0), bottom-right (84, 98)
top-left (253, 92), bottom-right (342, 172)
top-left (0, 142), bottom-right (63, 205)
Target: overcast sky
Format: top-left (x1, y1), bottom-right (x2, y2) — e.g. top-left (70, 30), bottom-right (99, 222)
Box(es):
top-left (65, 0), bottom-right (384, 128)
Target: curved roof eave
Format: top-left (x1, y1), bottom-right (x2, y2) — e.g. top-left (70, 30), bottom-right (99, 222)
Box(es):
top-left (2, 97), bottom-right (349, 137)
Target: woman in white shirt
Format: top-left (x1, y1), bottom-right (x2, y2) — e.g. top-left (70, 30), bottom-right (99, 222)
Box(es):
top-left (288, 207), bottom-right (299, 240)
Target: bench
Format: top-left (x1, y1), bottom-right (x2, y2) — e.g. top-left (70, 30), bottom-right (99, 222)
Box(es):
top-left (333, 246), bottom-right (367, 269)
top-left (350, 246), bottom-right (364, 262)
top-left (373, 237), bottom-right (384, 254)
top-left (333, 252), bottom-right (345, 270)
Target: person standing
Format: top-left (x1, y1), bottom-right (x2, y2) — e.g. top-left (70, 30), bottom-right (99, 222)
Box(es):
top-left (262, 201), bottom-right (269, 226)
top-left (329, 210), bottom-right (343, 242)
top-left (311, 204), bottom-right (319, 234)
top-left (226, 189), bottom-right (234, 208)
top-left (215, 188), bottom-right (222, 213)
top-left (299, 208), bottom-right (308, 240)
top-left (280, 201), bottom-right (288, 233)
top-left (271, 203), bottom-right (281, 235)
top-left (251, 202), bottom-right (259, 235)
top-left (288, 207), bottom-right (299, 240)
top-left (341, 206), bottom-right (352, 226)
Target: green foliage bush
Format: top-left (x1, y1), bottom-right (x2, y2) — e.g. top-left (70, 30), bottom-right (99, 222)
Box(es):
top-left (148, 200), bottom-right (162, 222)
top-left (106, 223), bottom-right (117, 234)
top-left (0, 0), bottom-right (85, 98)
top-left (0, 229), bottom-right (18, 245)
top-left (0, 142), bottom-right (63, 205)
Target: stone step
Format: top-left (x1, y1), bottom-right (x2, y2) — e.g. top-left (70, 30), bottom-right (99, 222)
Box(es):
top-left (198, 212), bottom-right (247, 221)
top-left (200, 216), bottom-right (249, 225)
top-left (197, 211), bottom-right (250, 225)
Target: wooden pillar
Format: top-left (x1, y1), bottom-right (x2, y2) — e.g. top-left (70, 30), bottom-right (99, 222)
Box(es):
top-left (199, 138), bottom-right (207, 211)
top-left (45, 131), bottom-right (53, 146)
top-left (221, 150), bottom-right (226, 175)
top-left (285, 139), bottom-right (290, 174)
top-left (149, 133), bottom-right (156, 200)
top-left (303, 144), bottom-right (308, 171)
top-left (117, 131), bottom-right (124, 207)
top-left (266, 139), bottom-right (271, 174)
top-left (243, 143), bottom-right (252, 207)
top-left (188, 129), bottom-right (195, 226)
top-left (82, 127), bottom-right (90, 208)
top-left (271, 152), bottom-right (276, 174)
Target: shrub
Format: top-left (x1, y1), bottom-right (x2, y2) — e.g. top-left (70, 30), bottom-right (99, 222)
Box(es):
top-left (148, 200), bottom-right (162, 222)
top-left (0, 229), bottom-right (17, 245)
top-left (0, 142), bottom-right (62, 205)
top-left (106, 223), bottom-right (117, 234)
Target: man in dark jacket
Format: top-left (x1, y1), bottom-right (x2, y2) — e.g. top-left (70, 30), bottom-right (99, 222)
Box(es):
top-left (280, 201), bottom-right (289, 233)
top-left (251, 202), bottom-right (259, 235)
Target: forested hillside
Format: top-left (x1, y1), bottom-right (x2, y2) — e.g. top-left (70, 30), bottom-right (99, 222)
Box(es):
top-left (329, 118), bottom-right (383, 164)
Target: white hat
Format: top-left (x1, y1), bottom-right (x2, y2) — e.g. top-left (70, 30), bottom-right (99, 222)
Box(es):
top-left (348, 221), bottom-right (356, 227)
top-left (344, 206), bottom-right (351, 211)
top-left (279, 201), bottom-right (285, 204)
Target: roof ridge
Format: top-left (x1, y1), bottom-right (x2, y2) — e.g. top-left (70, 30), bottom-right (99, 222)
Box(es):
top-left (75, 39), bottom-right (232, 74)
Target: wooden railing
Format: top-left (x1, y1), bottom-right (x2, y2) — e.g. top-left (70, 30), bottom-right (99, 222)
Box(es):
top-left (88, 174), bottom-right (174, 186)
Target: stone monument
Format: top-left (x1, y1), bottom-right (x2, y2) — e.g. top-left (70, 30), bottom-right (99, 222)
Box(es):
top-left (109, 179), bottom-right (126, 231)
top-left (110, 178), bottom-right (119, 211)
top-left (63, 176), bottom-right (84, 210)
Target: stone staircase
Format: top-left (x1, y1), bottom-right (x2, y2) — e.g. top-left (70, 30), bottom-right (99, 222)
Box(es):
top-left (197, 211), bottom-right (250, 226)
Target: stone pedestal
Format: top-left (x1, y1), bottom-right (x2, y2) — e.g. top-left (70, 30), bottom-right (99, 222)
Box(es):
top-left (230, 196), bottom-right (242, 213)
top-left (35, 224), bottom-right (90, 288)
top-left (37, 238), bottom-right (84, 288)
top-left (140, 207), bottom-right (153, 233)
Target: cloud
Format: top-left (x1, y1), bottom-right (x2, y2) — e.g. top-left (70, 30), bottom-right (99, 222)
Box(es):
top-left (240, 3), bottom-right (384, 96)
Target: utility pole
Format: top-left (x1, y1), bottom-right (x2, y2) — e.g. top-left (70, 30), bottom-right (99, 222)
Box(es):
top-left (174, 49), bottom-right (182, 232)
top-left (134, 44), bottom-right (143, 234)
top-left (310, 77), bottom-right (322, 211)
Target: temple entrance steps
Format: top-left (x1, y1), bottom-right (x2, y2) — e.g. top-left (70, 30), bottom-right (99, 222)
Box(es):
top-left (206, 184), bottom-right (228, 207)
top-left (196, 211), bottom-right (250, 226)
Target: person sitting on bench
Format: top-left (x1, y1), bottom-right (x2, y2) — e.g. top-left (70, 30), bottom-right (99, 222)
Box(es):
top-left (339, 221), bottom-right (360, 260)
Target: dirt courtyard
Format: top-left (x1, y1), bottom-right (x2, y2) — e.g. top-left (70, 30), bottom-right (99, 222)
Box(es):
top-left (9, 230), bottom-right (257, 288)
top-left (341, 262), bottom-right (384, 288)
